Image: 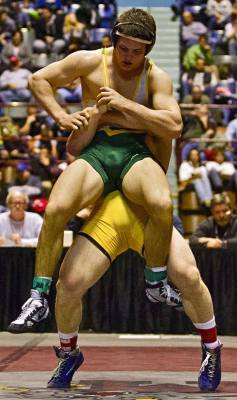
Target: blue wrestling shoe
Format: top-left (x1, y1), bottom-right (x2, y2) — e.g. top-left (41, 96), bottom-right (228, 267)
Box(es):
top-left (47, 346), bottom-right (84, 389)
top-left (198, 342), bottom-right (222, 392)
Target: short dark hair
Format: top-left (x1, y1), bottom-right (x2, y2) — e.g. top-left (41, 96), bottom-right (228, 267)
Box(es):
top-left (111, 8), bottom-right (156, 54)
top-left (211, 192), bottom-right (232, 209)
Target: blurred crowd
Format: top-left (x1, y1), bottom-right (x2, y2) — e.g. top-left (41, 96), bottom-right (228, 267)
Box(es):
top-left (171, 0), bottom-right (237, 222)
top-left (0, 0), bottom-right (116, 216)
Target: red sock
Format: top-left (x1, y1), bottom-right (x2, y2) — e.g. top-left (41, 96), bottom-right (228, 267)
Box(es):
top-left (59, 332), bottom-right (78, 352)
top-left (194, 317), bottom-right (218, 348)
top-left (197, 326), bottom-right (217, 344)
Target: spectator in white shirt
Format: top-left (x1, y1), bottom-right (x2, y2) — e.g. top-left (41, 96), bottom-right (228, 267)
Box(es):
top-left (0, 55), bottom-right (32, 103)
top-left (225, 115), bottom-right (237, 159)
top-left (206, 0), bottom-right (232, 30)
top-left (206, 149), bottom-right (237, 191)
top-left (224, 12), bottom-right (237, 55)
top-left (179, 148), bottom-right (213, 207)
top-left (182, 10), bottom-right (207, 48)
top-left (0, 190), bottom-right (43, 247)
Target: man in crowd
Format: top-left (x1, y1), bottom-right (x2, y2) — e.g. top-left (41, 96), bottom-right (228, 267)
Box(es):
top-left (0, 55), bottom-right (32, 103)
top-left (0, 190), bottom-right (43, 247)
top-left (190, 192), bottom-right (237, 248)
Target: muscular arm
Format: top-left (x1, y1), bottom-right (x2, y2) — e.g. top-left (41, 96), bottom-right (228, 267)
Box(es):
top-left (66, 106), bottom-right (102, 156)
top-left (97, 66), bottom-right (183, 139)
top-left (28, 50), bottom-right (100, 131)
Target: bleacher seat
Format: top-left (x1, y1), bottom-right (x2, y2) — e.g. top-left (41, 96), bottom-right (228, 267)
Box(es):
top-left (179, 190), bottom-right (208, 237)
top-left (213, 54), bottom-right (237, 66)
top-left (4, 103), bottom-right (28, 120)
top-left (181, 214), bottom-right (206, 237)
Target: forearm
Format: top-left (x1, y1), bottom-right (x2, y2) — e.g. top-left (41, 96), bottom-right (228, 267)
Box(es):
top-left (29, 75), bottom-right (67, 124)
top-left (99, 110), bottom-right (144, 132)
top-left (225, 237), bottom-right (237, 250)
top-left (120, 99), bottom-right (182, 139)
top-left (21, 238), bottom-right (38, 247)
top-left (189, 234), bottom-right (212, 247)
top-left (67, 107), bottom-right (101, 155)
top-left (100, 105), bottom-right (182, 139)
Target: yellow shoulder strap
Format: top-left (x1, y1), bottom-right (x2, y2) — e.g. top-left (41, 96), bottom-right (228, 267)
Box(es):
top-left (102, 47), bottom-right (110, 87)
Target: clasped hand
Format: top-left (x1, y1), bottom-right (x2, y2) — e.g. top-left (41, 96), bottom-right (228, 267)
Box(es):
top-left (58, 107), bottom-right (94, 132)
top-left (96, 87), bottom-right (126, 112)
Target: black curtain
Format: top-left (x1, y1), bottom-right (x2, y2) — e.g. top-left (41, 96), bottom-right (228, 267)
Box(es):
top-left (0, 247), bottom-right (236, 335)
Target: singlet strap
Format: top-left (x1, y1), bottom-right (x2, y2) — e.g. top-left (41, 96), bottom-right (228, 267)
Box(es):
top-left (134, 58), bottom-right (153, 105)
top-left (102, 47), bottom-right (110, 87)
top-left (146, 59), bottom-right (153, 101)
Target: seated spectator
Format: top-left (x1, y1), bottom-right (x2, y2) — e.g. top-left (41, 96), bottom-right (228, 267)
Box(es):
top-left (171, 0), bottom-right (207, 21)
top-left (223, 12), bottom-right (237, 55)
top-left (181, 58), bottom-right (218, 99)
top-left (0, 8), bottom-right (16, 51)
top-left (33, 6), bottom-right (66, 56)
top-left (182, 85), bottom-right (211, 139)
top-left (0, 29), bottom-right (33, 72)
top-left (199, 120), bottom-right (231, 159)
top-left (57, 77), bottom-right (82, 104)
top-left (9, 162), bottom-right (42, 198)
top-left (206, 0), bottom-right (232, 30)
top-left (63, 12), bottom-right (88, 53)
top-left (9, 1), bottom-right (37, 29)
top-left (0, 55), bottom-right (32, 103)
top-left (225, 114), bottom-right (237, 160)
top-left (0, 190), bottom-right (43, 247)
top-left (179, 148), bottom-right (213, 207)
top-left (0, 113), bottom-right (30, 159)
top-left (19, 105), bottom-right (43, 137)
top-left (183, 34), bottom-right (218, 78)
top-left (181, 10), bottom-right (207, 48)
top-left (189, 192), bottom-right (237, 249)
top-left (206, 149), bottom-right (237, 191)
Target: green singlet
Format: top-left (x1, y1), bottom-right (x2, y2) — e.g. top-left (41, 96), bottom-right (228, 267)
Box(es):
top-left (78, 127), bottom-right (153, 194)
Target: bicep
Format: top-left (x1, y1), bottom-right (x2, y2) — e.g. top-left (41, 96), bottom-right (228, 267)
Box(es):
top-left (32, 51), bottom-right (94, 89)
top-left (150, 70), bottom-right (180, 115)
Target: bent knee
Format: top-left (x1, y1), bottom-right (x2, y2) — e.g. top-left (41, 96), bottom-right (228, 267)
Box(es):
top-left (145, 191), bottom-right (173, 216)
top-left (44, 200), bottom-right (68, 221)
top-left (172, 265), bottom-right (202, 294)
top-left (57, 273), bottom-right (90, 298)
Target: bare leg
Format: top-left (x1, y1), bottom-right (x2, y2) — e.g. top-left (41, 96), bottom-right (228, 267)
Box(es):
top-left (35, 160), bottom-right (104, 278)
top-left (56, 236), bottom-right (110, 333)
top-left (122, 158), bottom-right (172, 266)
top-left (167, 227), bottom-right (214, 323)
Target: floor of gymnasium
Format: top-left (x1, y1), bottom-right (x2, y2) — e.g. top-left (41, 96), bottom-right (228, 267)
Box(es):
top-left (0, 332), bottom-right (236, 399)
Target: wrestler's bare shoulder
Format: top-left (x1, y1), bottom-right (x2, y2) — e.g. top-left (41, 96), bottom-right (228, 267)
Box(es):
top-left (149, 63), bottom-right (173, 92)
top-left (150, 64), bottom-right (172, 83)
top-left (63, 47), bottom-right (113, 75)
top-left (32, 47), bottom-right (109, 83)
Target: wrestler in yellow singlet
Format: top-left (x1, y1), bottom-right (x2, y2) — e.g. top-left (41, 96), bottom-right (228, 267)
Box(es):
top-left (79, 191), bottom-right (148, 262)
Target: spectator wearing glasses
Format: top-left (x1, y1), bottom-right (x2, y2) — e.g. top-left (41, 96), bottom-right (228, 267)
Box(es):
top-left (0, 190), bottom-right (43, 247)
